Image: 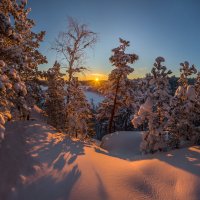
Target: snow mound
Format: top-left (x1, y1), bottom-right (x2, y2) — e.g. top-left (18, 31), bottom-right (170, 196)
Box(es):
top-left (1, 112), bottom-right (200, 200)
top-left (101, 131), bottom-right (142, 159)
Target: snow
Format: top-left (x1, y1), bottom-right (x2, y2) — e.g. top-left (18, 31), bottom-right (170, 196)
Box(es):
top-left (40, 85), bottom-right (105, 107)
top-left (9, 69), bottom-right (17, 79)
top-left (0, 60), bottom-right (6, 67)
top-left (84, 91), bottom-right (105, 106)
top-left (0, 114), bottom-right (5, 125)
top-left (0, 74), bottom-right (8, 82)
top-left (0, 124), bottom-right (5, 137)
top-left (0, 107), bottom-right (200, 200)
top-left (139, 97), bottom-right (153, 115)
top-left (186, 85), bottom-right (196, 101)
top-left (101, 131), bottom-right (142, 159)
top-left (175, 86), bottom-right (184, 97)
top-left (40, 85), bottom-right (48, 91)
top-left (14, 82), bottom-right (27, 95)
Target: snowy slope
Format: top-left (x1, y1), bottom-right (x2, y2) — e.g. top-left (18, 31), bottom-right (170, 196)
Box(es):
top-left (101, 131), bottom-right (142, 159)
top-left (0, 107), bottom-right (200, 200)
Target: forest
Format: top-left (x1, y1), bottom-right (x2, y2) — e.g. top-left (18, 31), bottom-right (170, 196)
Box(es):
top-left (0, 1), bottom-right (200, 200)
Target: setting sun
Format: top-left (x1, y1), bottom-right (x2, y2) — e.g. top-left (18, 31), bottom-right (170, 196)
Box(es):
top-left (95, 77), bottom-right (99, 82)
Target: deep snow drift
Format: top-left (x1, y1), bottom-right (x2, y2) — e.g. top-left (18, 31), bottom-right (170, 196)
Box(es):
top-left (101, 131), bottom-right (142, 160)
top-left (0, 107), bottom-right (200, 200)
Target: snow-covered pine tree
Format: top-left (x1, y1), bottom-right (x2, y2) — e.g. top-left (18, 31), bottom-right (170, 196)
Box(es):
top-left (0, 59), bottom-right (28, 141)
top-left (114, 79), bottom-right (138, 131)
top-left (0, 60), bottom-right (13, 141)
top-left (0, 0), bottom-right (34, 140)
top-left (167, 62), bottom-right (198, 148)
top-left (0, 0), bottom-right (47, 141)
top-left (134, 74), bottom-right (153, 113)
top-left (193, 72), bottom-right (200, 143)
top-left (45, 61), bottom-right (65, 129)
top-left (65, 77), bottom-right (94, 139)
top-left (132, 57), bottom-right (172, 153)
top-left (0, 0), bottom-right (47, 107)
top-left (129, 74), bottom-right (153, 131)
top-left (97, 38), bottom-right (138, 134)
top-left (195, 72), bottom-right (200, 98)
top-left (195, 72), bottom-right (200, 128)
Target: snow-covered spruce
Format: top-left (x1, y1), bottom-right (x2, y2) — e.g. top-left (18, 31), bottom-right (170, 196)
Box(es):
top-left (194, 72), bottom-right (200, 143)
top-left (167, 61), bottom-right (199, 148)
top-left (132, 57), bottom-right (172, 153)
top-left (0, 0), bottom-right (47, 107)
top-left (45, 61), bottom-right (65, 129)
top-left (0, 60), bottom-right (27, 141)
top-left (0, 0), bottom-right (46, 141)
top-left (65, 77), bottom-right (94, 138)
top-left (97, 38), bottom-right (138, 135)
top-left (131, 74), bottom-right (153, 129)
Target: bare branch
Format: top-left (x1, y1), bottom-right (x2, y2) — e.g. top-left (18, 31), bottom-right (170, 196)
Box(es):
top-left (51, 17), bottom-right (97, 82)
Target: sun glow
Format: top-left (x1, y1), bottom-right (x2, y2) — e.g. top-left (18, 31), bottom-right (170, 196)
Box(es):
top-left (95, 77), bottom-right (99, 82)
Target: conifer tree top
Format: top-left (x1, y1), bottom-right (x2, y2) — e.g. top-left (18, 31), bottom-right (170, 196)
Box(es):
top-left (109, 38), bottom-right (138, 69)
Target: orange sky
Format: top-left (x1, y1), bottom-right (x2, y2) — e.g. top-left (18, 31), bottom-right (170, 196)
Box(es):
top-left (78, 70), bottom-right (146, 81)
top-left (78, 73), bottom-right (108, 81)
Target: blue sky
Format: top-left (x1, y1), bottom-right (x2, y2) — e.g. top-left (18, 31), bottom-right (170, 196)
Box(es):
top-left (28, 0), bottom-right (200, 79)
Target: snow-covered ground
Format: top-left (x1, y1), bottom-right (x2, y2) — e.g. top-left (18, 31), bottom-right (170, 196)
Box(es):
top-left (101, 131), bottom-right (142, 160)
top-left (84, 91), bottom-right (105, 106)
top-left (0, 107), bottom-right (200, 200)
top-left (40, 85), bottom-right (48, 91)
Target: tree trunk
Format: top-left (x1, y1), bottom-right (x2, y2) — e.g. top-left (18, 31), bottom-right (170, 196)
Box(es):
top-left (108, 74), bottom-right (122, 133)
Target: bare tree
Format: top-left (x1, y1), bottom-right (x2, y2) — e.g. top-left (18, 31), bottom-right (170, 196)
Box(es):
top-left (51, 17), bottom-right (97, 136)
top-left (52, 17), bottom-right (97, 82)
